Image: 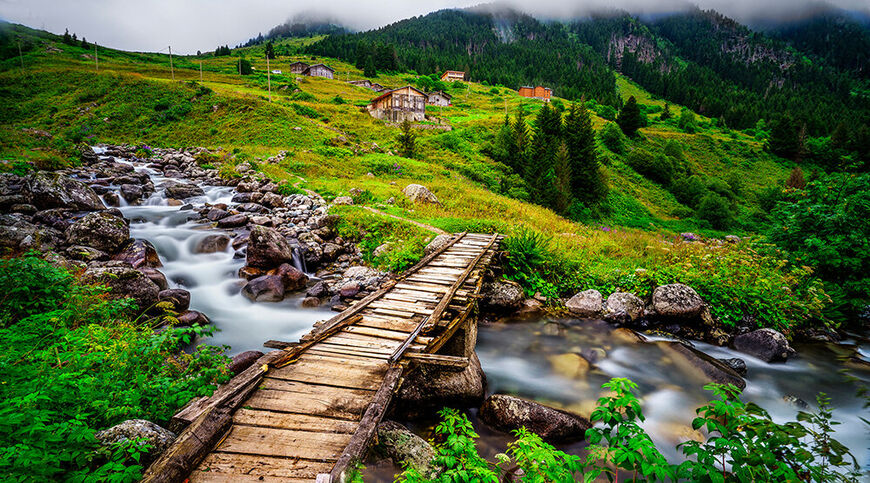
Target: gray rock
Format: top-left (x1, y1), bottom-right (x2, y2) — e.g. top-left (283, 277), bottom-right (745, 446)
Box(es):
top-left (718, 357), bottom-right (748, 376)
top-left (339, 281), bottom-right (360, 298)
top-left (375, 421), bottom-right (437, 477)
top-left (205, 208), bottom-right (229, 221)
top-left (481, 280), bottom-right (524, 312)
top-left (397, 353), bottom-right (486, 416)
top-left (604, 292), bottom-right (645, 323)
top-left (113, 240), bottom-right (161, 268)
top-left (276, 263), bottom-right (308, 291)
top-left (228, 350), bottom-right (264, 375)
top-left (402, 184), bottom-right (439, 204)
top-left (66, 212), bottom-right (130, 253)
top-left (241, 275), bottom-right (286, 302)
top-left (306, 281), bottom-right (329, 298)
top-left (652, 284), bottom-right (705, 318)
top-left (164, 182), bottom-right (204, 200)
top-left (566, 289), bottom-right (603, 318)
top-left (81, 265), bottom-right (160, 311)
top-left (95, 419), bottom-right (175, 467)
top-left (424, 234), bottom-right (452, 256)
top-left (140, 267), bottom-right (168, 291)
top-left (195, 234), bottom-right (230, 254)
top-left (217, 213), bottom-right (248, 228)
top-left (658, 341), bottom-right (746, 390)
top-left (301, 297), bottom-right (321, 307)
top-left (119, 184), bottom-right (143, 202)
top-left (66, 245), bottom-right (107, 262)
top-left (0, 215), bottom-right (62, 251)
top-left (158, 289), bottom-right (190, 312)
top-left (103, 192), bottom-right (120, 207)
top-left (246, 226), bottom-right (294, 268)
top-left (733, 328), bottom-right (795, 362)
top-left (479, 394), bottom-right (591, 443)
top-left (27, 172), bottom-right (104, 211)
top-left (333, 196), bottom-right (353, 205)
top-left (260, 192), bottom-right (285, 208)
top-left (177, 310), bottom-right (209, 326)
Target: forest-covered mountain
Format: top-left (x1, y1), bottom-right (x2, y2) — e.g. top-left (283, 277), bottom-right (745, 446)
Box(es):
top-left (302, 6), bottom-right (870, 136)
top-left (242, 15), bottom-right (348, 48)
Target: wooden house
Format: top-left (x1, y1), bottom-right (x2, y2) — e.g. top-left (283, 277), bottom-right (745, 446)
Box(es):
top-left (518, 85), bottom-right (552, 101)
top-left (368, 86), bottom-right (427, 122)
top-left (303, 63), bottom-right (335, 79)
top-left (348, 79), bottom-right (372, 89)
top-left (370, 83), bottom-right (386, 92)
top-left (440, 70), bottom-right (465, 82)
top-left (427, 90), bottom-right (452, 106)
top-left (288, 61), bottom-right (309, 74)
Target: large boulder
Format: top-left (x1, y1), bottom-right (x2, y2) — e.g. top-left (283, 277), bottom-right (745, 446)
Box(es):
top-left (275, 263), bottom-right (308, 291)
top-left (658, 341), bottom-right (746, 390)
top-left (158, 289), bottom-right (190, 312)
top-left (67, 212), bottom-right (130, 253)
top-left (246, 226), bottom-right (294, 268)
top-left (566, 289), bottom-right (603, 318)
top-left (481, 280), bottom-right (524, 312)
top-left (0, 214), bottom-right (63, 251)
top-left (81, 265), bottom-right (160, 311)
top-left (424, 234), bottom-right (452, 255)
top-left (732, 328), bottom-right (794, 362)
top-left (164, 182), bottom-right (204, 200)
top-left (604, 292), bottom-right (645, 323)
top-left (228, 350), bottom-right (264, 375)
top-left (241, 275), bottom-right (286, 302)
top-left (27, 172), bottom-right (104, 211)
top-left (479, 394), bottom-right (591, 443)
top-left (652, 284), bottom-right (705, 318)
top-left (396, 353), bottom-right (486, 416)
top-left (113, 240), bottom-right (161, 268)
top-left (402, 184), bottom-right (439, 204)
top-left (374, 421), bottom-right (437, 478)
top-left (95, 419), bottom-right (175, 467)
top-left (194, 234), bottom-right (230, 254)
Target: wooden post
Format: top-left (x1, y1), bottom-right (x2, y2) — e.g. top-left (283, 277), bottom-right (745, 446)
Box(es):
top-left (168, 45), bottom-right (174, 80)
top-left (266, 53), bottom-right (272, 102)
top-left (17, 38), bottom-right (23, 68)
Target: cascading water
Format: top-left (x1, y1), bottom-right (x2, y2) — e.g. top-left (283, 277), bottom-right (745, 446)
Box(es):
top-left (94, 149), bottom-right (329, 354)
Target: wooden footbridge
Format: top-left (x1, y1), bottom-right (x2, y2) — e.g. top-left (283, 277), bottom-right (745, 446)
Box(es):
top-left (143, 232), bottom-right (502, 483)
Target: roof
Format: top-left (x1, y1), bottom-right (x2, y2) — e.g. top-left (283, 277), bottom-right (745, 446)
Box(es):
top-left (442, 70), bottom-right (465, 74)
top-left (370, 85), bottom-right (427, 104)
top-left (289, 61), bottom-right (309, 66)
top-left (305, 63), bottom-right (334, 72)
top-left (428, 90), bottom-right (452, 99)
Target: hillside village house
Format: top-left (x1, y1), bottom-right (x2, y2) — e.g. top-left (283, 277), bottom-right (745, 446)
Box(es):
top-left (370, 83), bottom-right (386, 92)
top-left (288, 61), bottom-right (309, 74)
top-left (518, 85), bottom-right (552, 101)
top-left (348, 79), bottom-right (372, 89)
top-left (368, 86), bottom-right (427, 122)
top-left (303, 63), bottom-right (335, 79)
top-left (427, 90), bottom-right (452, 106)
top-left (440, 70), bottom-right (465, 82)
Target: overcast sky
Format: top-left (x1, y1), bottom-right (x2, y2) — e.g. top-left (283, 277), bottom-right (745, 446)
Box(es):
top-left (1, 0), bottom-right (867, 54)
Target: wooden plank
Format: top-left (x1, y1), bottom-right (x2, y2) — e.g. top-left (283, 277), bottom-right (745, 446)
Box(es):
top-left (233, 408), bottom-right (358, 433)
top-left (343, 325), bottom-right (431, 342)
top-left (314, 342), bottom-right (396, 357)
top-left (195, 452), bottom-right (335, 479)
top-left (245, 388), bottom-right (369, 421)
top-left (272, 314), bottom-right (364, 368)
top-left (325, 334), bottom-right (402, 350)
top-left (393, 232), bottom-right (467, 280)
top-left (269, 360), bottom-right (386, 391)
top-left (371, 307), bottom-right (416, 318)
top-left (404, 352), bottom-right (469, 370)
top-left (355, 316), bottom-right (419, 332)
top-left (190, 473), bottom-right (313, 483)
top-left (217, 425), bottom-right (351, 461)
top-left (307, 347), bottom-right (389, 361)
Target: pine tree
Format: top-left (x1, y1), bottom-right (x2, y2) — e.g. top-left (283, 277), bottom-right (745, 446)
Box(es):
top-left (552, 142), bottom-right (573, 214)
top-left (617, 96), bottom-right (642, 137)
top-left (660, 103), bottom-right (672, 121)
top-left (265, 41), bottom-right (275, 60)
top-left (564, 101), bottom-right (606, 203)
top-left (769, 115), bottom-right (801, 160)
top-left (527, 103), bottom-right (562, 208)
top-left (785, 166), bottom-right (806, 189)
top-left (831, 121), bottom-right (849, 150)
top-left (363, 55), bottom-right (377, 78)
top-left (80, 37), bottom-right (89, 49)
top-left (62, 29), bottom-right (72, 45)
top-left (508, 106), bottom-right (530, 174)
top-left (397, 119), bottom-right (417, 158)
top-left (71, 33), bottom-right (77, 43)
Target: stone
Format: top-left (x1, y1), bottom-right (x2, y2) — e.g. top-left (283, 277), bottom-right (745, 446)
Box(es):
top-left (95, 420), bottom-right (175, 466)
top-left (652, 284), bottom-right (705, 319)
top-left (548, 353), bottom-right (591, 379)
top-left (246, 226), bottom-right (294, 268)
top-left (321, 242), bottom-right (342, 261)
top-left (374, 421), bottom-right (437, 478)
top-left (67, 212), bottom-right (130, 253)
top-left (479, 394), bottom-right (591, 443)
top-left (275, 263), bottom-right (308, 291)
top-left (566, 289), bottom-right (603, 318)
top-left (402, 184), bottom-right (439, 204)
top-left (217, 214), bottom-right (248, 228)
top-left (81, 265), bottom-right (159, 311)
top-left (66, 245), bottom-right (107, 262)
top-left (719, 357), bottom-right (747, 376)
top-left (228, 350), bottom-right (264, 375)
top-left (177, 310), bottom-right (209, 326)
top-left (604, 292), bottom-right (645, 323)
top-left (140, 267), bottom-right (168, 291)
top-left (113, 239), bottom-right (161, 268)
top-left (481, 280), bottom-right (524, 312)
top-left (103, 192), bottom-right (120, 207)
top-left (333, 196), bottom-right (353, 205)
top-left (241, 275), bottom-right (286, 302)
top-left (658, 341), bottom-right (746, 390)
top-left (158, 289), bottom-right (191, 312)
top-left (339, 281), bottom-right (361, 298)
top-left (301, 297), bottom-right (321, 308)
top-left (306, 281), bottom-right (329, 298)
top-left (733, 328), bottom-right (794, 362)
top-left (396, 353), bottom-right (486, 416)
top-left (164, 182), bottom-right (204, 200)
top-left (205, 208), bottom-right (229, 221)
top-left (612, 327), bottom-right (647, 344)
top-left (260, 192), bottom-right (285, 208)
top-left (27, 172), bottom-right (104, 211)
top-left (424, 234), bottom-right (452, 255)
top-left (119, 184), bottom-right (143, 202)
top-left (0, 215), bottom-right (62, 251)
top-left (195, 234), bottom-right (230, 254)
top-left (372, 243), bottom-right (392, 258)
top-left (11, 203), bottom-right (36, 214)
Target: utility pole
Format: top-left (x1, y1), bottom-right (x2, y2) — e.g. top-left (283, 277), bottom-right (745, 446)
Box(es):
top-left (168, 45), bottom-right (175, 80)
top-left (17, 37), bottom-right (23, 68)
top-left (266, 53), bottom-right (272, 102)
top-left (94, 43), bottom-right (98, 71)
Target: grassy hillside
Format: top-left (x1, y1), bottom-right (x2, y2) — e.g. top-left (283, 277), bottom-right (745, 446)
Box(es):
top-left (0, 22), bottom-right (830, 333)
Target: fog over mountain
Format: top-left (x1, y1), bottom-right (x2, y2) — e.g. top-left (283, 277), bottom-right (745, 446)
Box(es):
top-left (0, 0), bottom-right (867, 53)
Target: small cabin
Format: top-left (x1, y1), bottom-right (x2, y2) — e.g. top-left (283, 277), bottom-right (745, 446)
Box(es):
top-left (370, 83), bottom-right (386, 92)
top-left (518, 85), bottom-right (552, 101)
top-left (427, 90), bottom-right (452, 107)
top-left (288, 62), bottom-right (310, 74)
top-left (440, 70), bottom-right (465, 82)
top-left (348, 79), bottom-right (372, 89)
top-left (368, 85), bottom-right (427, 122)
top-left (303, 63), bottom-right (335, 79)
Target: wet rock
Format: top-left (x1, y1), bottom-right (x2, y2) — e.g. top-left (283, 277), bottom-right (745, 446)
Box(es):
top-left (241, 275), bottom-right (286, 302)
top-left (397, 353), bottom-right (486, 416)
top-left (260, 192), bottom-right (285, 208)
top-left (228, 350), bottom-right (264, 375)
top-left (424, 234), bottom-right (452, 255)
top-left (66, 212), bottom-right (130, 253)
top-left (732, 328), bottom-right (795, 362)
top-left (374, 421), bottom-right (437, 477)
top-left (81, 265), bottom-right (160, 311)
top-left (11, 203), bottom-right (37, 214)
top-left (195, 234), bottom-right (230, 254)
top-left (658, 341), bottom-right (745, 390)
top-left (140, 267), bottom-right (169, 291)
top-left (217, 213), bottom-right (248, 228)
top-left (783, 395), bottom-right (809, 410)
top-left (611, 328), bottom-right (647, 344)
top-left (205, 208), bottom-right (229, 221)
top-left (158, 289), bottom-right (190, 312)
top-left (164, 182), bottom-right (204, 200)
top-left (566, 289), bottom-right (603, 318)
top-left (246, 226), bottom-right (294, 268)
top-left (31, 208), bottom-right (74, 231)
top-left (239, 202), bottom-right (267, 213)
top-left (339, 281), bottom-right (361, 298)
top-left (95, 420), bottom-right (175, 467)
top-left (548, 353), bottom-right (591, 379)
top-left (652, 284), bottom-right (705, 319)
top-left (275, 263), bottom-right (308, 291)
top-left (306, 281), bottom-right (329, 298)
top-left (113, 240), bottom-right (161, 268)
top-left (119, 184), bottom-right (143, 202)
top-left (517, 298), bottom-right (544, 315)
top-left (27, 172), bottom-right (104, 211)
top-left (479, 394), bottom-right (591, 443)
top-left (177, 310), bottom-right (209, 326)
top-left (718, 357), bottom-right (747, 376)
top-left (103, 192), bottom-right (120, 207)
top-left (402, 184), bottom-right (439, 204)
top-left (604, 292), bottom-right (645, 323)
top-left (322, 242), bottom-right (342, 261)
top-left (481, 280), bottom-right (524, 312)
top-left (301, 297), bottom-right (321, 307)
top-left (66, 245), bottom-right (108, 262)
top-left (372, 243), bottom-right (392, 258)
top-left (0, 215), bottom-right (63, 251)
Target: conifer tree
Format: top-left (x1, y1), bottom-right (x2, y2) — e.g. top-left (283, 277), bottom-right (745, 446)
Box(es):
top-left (265, 41), bottom-right (275, 60)
top-left (552, 142), bottom-right (573, 214)
top-left (363, 55), bottom-right (377, 78)
top-left (527, 103), bottom-right (562, 208)
top-left (564, 101), bottom-right (606, 203)
top-left (660, 103), bottom-right (672, 121)
top-left (62, 29), bottom-right (72, 45)
top-left (397, 119), bottom-right (417, 158)
top-left (831, 121), bottom-right (849, 151)
top-left (508, 106), bottom-right (530, 174)
top-left (769, 115), bottom-right (801, 160)
top-left (80, 37), bottom-right (89, 49)
top-left (617, 96), bottom-right (642, 137)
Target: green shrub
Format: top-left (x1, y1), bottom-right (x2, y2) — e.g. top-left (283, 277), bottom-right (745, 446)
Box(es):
top-left (599, 122), bottom-right (626, 153)
top-left (289, 102), bottom-right (320, 119)
top-left (290, 91), bottom-right (316, 102)
top-left (331, 95), bottom-right (347, 104)
top-left (670, 175), bottom-right (708, 208)
top-left (502, 229), bottom-right (560, 297)
top-left (275, 182), bottom-right (305, 196)
top-left (678, 109), bottom-right (697, 133)
top-left (625, 148), bottom-right (675, 185)
top-left (697, 191), bottom-right (733, 229)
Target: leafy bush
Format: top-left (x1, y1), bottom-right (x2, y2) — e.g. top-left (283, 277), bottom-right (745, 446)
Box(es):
top-left (289, 102), bottom-right (321, 119)
top-left (679, 109), bottom-right (697, 133)
top-left (625, 148), bottom-right (675, 184)
top-left (501, 229), bottom-right (560, 298)
top-left (670, 175), bottom-right (707, 208)
top-left (599, 122), bottom-right (626, 153)
top-left (275, 182), bottom-right (305, 196)
top-left (290, 91), bottom-right (316, 102)
top-left (697, 192), bottom-right (734, 229)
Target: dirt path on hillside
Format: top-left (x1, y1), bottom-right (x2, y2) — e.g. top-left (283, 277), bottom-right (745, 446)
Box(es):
top-left (363, 206), bottom-right (447, 235)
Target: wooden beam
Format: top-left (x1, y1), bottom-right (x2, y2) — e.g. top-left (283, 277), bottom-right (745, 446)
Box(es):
top-left (272, 315), bottom-right (363, 368)
top-left (263, 340), bottom-right (294, 350)
top-left (404, 352), bottom-right (469, 371)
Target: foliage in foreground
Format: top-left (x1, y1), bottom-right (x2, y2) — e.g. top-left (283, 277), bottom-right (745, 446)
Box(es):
top-left (0, 254), bottom-right (231, 481)
top-left (397, 379), bottom-right (861, 482)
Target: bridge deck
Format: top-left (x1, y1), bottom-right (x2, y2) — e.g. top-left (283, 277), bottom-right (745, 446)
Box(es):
top-left (143, 232), bottom-right (501, 483)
